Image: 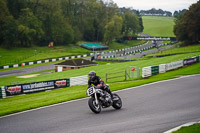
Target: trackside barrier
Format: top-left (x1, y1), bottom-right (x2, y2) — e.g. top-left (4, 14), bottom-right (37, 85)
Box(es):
top-left (184, 56), bottom-right (198, 65)
top-left (70, 75), bottom-right (88, 87)
top-left (151, 66), bottom-right (159, 76)
top-left (159, 64), bottom-right (166, 73)
top-left (0, 87), bottom-right (6, 98)
top-left (166, 60), bottom-right (183, 71)
top-left (142, 56), bottom-right (199, 78)
top-left (142, 66), bottom-right (152, 78)
top-left (0, 75), bottom-right (88, 98)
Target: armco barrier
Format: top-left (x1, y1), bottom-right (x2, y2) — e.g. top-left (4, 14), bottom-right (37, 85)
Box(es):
top-left (166, 60), bottom-right (183, 71)
top-left (151, 66), bottom-right (159, 76)
top-left (70, 75), bottom-right (88, 86)
top-left (142, 66), bottom-right (152, 78)
top-left (159, 64), bottom-right (166, 73)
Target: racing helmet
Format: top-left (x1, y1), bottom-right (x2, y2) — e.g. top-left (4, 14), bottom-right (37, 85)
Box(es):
top-left (89, 71), bottom-right (96, 80)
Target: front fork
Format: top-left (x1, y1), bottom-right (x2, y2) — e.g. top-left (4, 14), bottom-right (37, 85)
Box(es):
top-left (93, 87), bottom-right (99, 105)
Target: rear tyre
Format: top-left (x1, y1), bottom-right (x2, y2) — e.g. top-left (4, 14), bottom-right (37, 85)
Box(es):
top-left (112, 94), bottom-right (122, 109)
top-left (88, 97), bottom-right (101, 114)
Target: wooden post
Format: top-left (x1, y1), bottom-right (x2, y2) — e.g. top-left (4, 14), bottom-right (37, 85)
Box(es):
top-left (125, 69), bottom-right (127, 80)
top-left (106, 73), bottom-right (108, 82)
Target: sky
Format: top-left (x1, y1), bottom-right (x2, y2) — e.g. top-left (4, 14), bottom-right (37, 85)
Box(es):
top-left (111, 0), bottom-right (199, 13)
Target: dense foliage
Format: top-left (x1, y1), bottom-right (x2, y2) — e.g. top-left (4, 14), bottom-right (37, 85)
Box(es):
top-left (0, 0), bottom-right (143, 47)
top-left (174, 1), bottom-right (200, 44)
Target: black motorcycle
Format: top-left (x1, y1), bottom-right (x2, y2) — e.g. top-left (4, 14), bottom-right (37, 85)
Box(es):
top-left (86, 85), bottom-right (122, 113)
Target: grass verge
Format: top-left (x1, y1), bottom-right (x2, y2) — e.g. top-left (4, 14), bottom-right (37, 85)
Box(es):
top-left (172, 124), bottom-right (200, 133)
top-left (0, 62), bottom-right (200, 116)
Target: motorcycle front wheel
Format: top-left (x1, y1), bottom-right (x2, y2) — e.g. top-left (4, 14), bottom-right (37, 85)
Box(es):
top-left (88, 97), bottom-right (101, 114)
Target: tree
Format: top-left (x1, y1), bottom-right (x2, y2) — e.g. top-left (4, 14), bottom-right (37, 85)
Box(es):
top-left (0, 0), bottom-right (19, 47)
top-left (122, 10), bottom-right (140, 36)
top-left (174, 1), bottom-right (200, 44)
top-left (104, 15), bottom-right (123, 45)
top-left (17, 8), bottom-right (44, 47)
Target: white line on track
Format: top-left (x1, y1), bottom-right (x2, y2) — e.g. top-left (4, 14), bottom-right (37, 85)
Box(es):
top-left (0, 74), bottom-right (199, 119)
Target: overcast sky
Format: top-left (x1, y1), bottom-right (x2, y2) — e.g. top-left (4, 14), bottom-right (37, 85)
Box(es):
top-left (111, 0), bottom-right (199, 13)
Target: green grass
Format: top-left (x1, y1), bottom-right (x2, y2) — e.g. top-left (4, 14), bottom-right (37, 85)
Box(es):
top-left (142, 16), bottom-right (175, 37)
top-left (172, 124), bottom-right (200, 133)
top-left (0, 41), bottom-right (144, 66)
top-left (0, 45), bottom-right (90, 66)
top-left (147, 45), bottom-right (200, 57)
top-left (0, 50), bottom-right (200, 86)
top-left (0, 62), bottom-right (199, 116)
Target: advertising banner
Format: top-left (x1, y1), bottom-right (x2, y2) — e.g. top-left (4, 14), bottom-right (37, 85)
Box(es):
top-left (183, 57), bottom-right (197, 65)
top-left (5, 85), bottom-right (23, 96)
top-left (22, 81), bottom-right (55, 93)
top-left (55, 79), bottom-right (70, 88)
top-left (123, 36), bottom-right (177, 41)
top-left (166, 60), bottom-right (183, 71)
top-left (22, 79), bottom-right (70, 93)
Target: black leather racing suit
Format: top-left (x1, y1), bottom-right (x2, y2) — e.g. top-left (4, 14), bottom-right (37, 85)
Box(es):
top-left (88, 76), bottom-right (113, 98)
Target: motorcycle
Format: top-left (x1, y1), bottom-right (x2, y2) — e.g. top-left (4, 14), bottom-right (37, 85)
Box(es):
top-left (86, 85), bottom-right (122, 113)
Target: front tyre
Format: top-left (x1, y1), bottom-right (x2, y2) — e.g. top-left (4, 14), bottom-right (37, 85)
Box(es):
top-left (112, 94), bottom-right (122, 109)
top-left (88, 97), bottom-right (101, 114)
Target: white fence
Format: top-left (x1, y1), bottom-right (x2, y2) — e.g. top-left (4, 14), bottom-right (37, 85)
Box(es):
top-left (159, 64), bottom-right (166, 73)
top-left (142, 66), bottom-right (152, 78)
top-left (70, 75), bottom-right (88, 87)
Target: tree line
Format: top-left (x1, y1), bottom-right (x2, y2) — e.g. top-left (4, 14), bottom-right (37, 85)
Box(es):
top-left (0, 0), bottom-right (143, 48)
top-left (139, 8), bottom-right (172, 17)
top-left (174, 1), bottom-right (200, 45)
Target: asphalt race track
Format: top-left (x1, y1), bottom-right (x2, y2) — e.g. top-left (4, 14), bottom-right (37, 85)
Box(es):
top-left (0, 64), bottom-right (54, 78)
top-left (0, 75), bottom-right (200, 133)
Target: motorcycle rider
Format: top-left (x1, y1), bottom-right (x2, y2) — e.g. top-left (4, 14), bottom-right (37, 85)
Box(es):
top-left (88, 71), bottom-right (113, 99)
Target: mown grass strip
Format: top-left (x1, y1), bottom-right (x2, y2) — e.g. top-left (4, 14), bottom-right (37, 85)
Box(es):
top-left (172, 124), bottom-right (200, 133)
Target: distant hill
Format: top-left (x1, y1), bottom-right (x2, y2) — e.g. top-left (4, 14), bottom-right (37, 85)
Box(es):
top-left (142, 16), bottom-right (175, 37)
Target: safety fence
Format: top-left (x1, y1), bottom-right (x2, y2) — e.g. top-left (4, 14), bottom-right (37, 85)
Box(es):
top-left (0, 75), bottom-right (88, 98)
top-left (106, 70), bottom-right (127, 82)
top-left (142, 56), bottom-right (200, 78)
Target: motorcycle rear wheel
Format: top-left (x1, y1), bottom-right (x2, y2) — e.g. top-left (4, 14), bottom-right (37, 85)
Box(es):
top-left (112, 94), bottom-right (122, 109)
top-left (88, 97), bottom-right (101, 114)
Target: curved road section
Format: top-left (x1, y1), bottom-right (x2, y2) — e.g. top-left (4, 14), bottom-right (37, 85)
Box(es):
top-left (0, 74), bottom-right (200, 133)
top-left (0, 64), bottom-right (54, 78)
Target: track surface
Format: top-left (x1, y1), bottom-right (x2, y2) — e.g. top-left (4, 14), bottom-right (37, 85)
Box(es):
top-left (0, 75), bottom-right (200, 133)
top-left (0, 64), bottom-right (54, 77)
